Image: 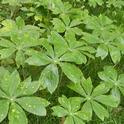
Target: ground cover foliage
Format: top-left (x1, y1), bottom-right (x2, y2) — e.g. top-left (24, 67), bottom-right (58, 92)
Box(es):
top-left (0, 0), bottom-right (124, 124)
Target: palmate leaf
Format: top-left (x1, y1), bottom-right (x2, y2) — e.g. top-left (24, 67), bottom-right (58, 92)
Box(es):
top-left (0, 16), bottom-right (41, 38)
top-left (82, 14), bottom-right (122, 63)
top-left (68, 77), bottom-right (119, 120)
top-left (83, 15), bottom-right (114, 35)
top-left (107, 0), bottom-right (124, 8)
top-left (0, 68), bottom-right (49, 123)
top-left (0, 17), bottom-right (43, 66)
top-left (83, 31), bottom-right (121, 63)
top-left (65, 32), bottom-right (95, 61)
top-left (26, 32), bottom-right (84, 93)
top-left (98, 66), bottom-right (124, 103)
top-left (52, 17), bottom-right (82, 35)
top-left (52, 95), bottom-right (86, 124)
top-left (88, 0), bottom-right (104, 7)
top-left (50, 0), bottom-right (72, 15)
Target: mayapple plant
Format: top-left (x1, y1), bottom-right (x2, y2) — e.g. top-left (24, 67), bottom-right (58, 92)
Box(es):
top-left (0, 0), bottom-right (124, 124)
top-left (68, 77), bottom-right (119, 121)
top-left (52, 95), bottom-right (88, 124)
top-left (0, 16), bottom-right (43, 67)
top-left (0, 67), bottom-right (49, 124)
top-left (98, 66), bottom-right (124, 103)
top-left (26, 31), bottom-right (95, 93)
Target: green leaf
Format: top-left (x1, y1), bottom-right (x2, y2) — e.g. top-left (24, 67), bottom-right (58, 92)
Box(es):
top-left (15, 77), bottom-right (40, 97)
top-left (60, 63), bottom-right (83, 83)
top-left (60, 14), bottom-right (70, 26)
top-left (95, 95), bottom-right (118, 107)
top-left (16, 50), bottom-right (25, 67)
top-left (2, 0), bottom-right (21, 6)
top-left (0, 39), bottom-right (15, 48)
top-left (57, 96), bottom-right (82, 113)
top-left (92, 101), bottom-right (109, 121)
top-left (0, 100), bottom-right (9, 123)
top-left (0, 48), bottom-right (16, 59)
top-left (96, 44), bottom-right (108, 60)
top-left (111, 87), bottom-right (120, 104)
top-left (52, 18), bottom-right (65, 33)
top-left (68, 83), bottom-right (86, 97)
top-left (41, 40), bottom-right (54, 57)
top-left (64, 116), bottom-right (74, 124)
top-left (40, 64), bottom-right (59, 93)
top-left (0, 70), bottom-right (20, 96)
top-left (0, 89), bottom-right (7, 98)
top-left (118, 74), bottom-right (124, 96)
top-left (8, 103), bottom-right (28, 124)
top-left (70, 19), bottom-right (82, 27)
top-left (119, 87), bottom-right (124, 96)
top-left (16, 16), bottom-right (25, 29)
top-left (98, 66), bottom-right (117, 81)
top-left (17, 97), bottom-right (49, 116)
top-left (26, 52), bottom-right (51, 66)
top-left (60, 51), bottom-right (87, 64)
top-left (82, 78), bottom-right (93, 95)
top-left (69, 97), bottom-right (82, 112)
top-left (73, 116), bottom-right (85, 124)
top-left (58, 95), bottom-right (70, 110)
top-left (92, 83), bottom-right (110, 97)
top-left (71, 27), bottom-right (83, 35)
top-left (82, 32), bottom-right (101, 44)
top-left (0, 19), bottom-right (16, 36)
top-left (109, 45), bottom-right (121, 63)
top-left (48, 31), bottom-right (68, 57)
top-left (52, 106), bottom-right (68, 117)
top-left (81, 101), bottom-right (92, 121)
top-left (0, 67), bottom-right (10, 81)
top-left (88, 0), bottom-right (104, 7)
